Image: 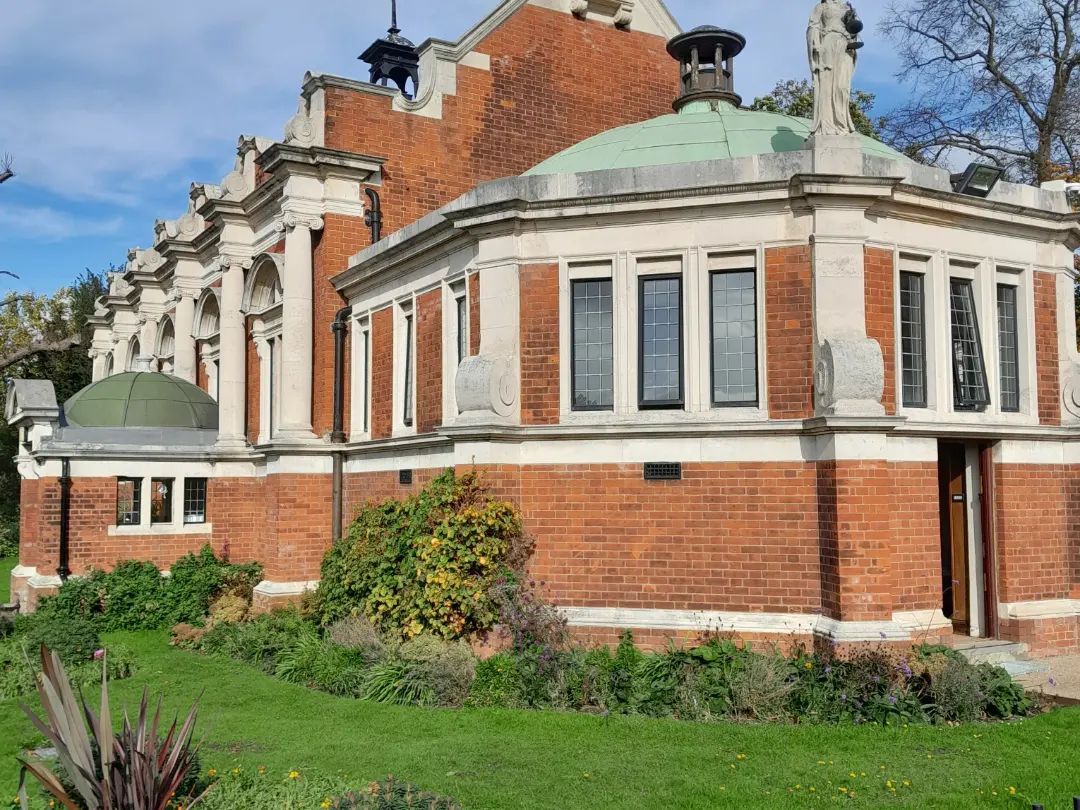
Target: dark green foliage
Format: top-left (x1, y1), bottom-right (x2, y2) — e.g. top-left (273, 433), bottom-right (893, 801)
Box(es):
top-left (199, 608), bottom-right (314, 675)
top-left (0, 513), bottom-right (18, 559)
top-left (11, 611), bottom-right (99, 665)
top-left (33, 546), bottom-right (260, 632)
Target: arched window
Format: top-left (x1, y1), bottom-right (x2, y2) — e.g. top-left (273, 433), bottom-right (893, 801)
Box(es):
top-left (127, 337), bottom-right (141, 371)
top-left (156, 317), bottom-right (175, 374)
top-left (194, 293), bottom-right (220, 339)
top-left (243, 254), bottom-right (283, 315)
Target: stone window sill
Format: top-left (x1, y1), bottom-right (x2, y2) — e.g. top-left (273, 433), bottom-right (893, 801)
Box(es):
top-left (107, 522), bottom-right (213, 537)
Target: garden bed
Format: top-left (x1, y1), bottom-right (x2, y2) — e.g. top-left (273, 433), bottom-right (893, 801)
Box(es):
top-left (3, 631), bottom-right (1080, 808)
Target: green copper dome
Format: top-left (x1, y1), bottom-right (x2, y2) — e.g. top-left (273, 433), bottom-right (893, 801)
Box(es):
top-left (64, 372), bottom-right (218, 430)
top-left (524, 101), bottom-right (907, 176)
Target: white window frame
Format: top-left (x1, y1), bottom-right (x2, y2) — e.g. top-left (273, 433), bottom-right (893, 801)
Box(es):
top-left (443, 278), bottom-right (470, 422)
top-left (893, 248), bottom-right (1038, 425)
top-left (393, 299), bottom-right (417, 436)
top-left (557, 247), bottom-right (768, 424)
top-left (350, 314), bottom-right (372, 440)
top-left (108, 475), bottom-right (213, 536)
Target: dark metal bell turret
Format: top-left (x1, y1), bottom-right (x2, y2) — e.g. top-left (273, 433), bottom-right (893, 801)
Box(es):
top-left (666, 26), bottom-right (747, 112)
top-left (360, 0), bottom-right (420, 99)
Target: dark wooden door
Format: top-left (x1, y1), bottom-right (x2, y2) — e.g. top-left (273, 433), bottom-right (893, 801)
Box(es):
top-left (939, 443), bottom-right (970, 634)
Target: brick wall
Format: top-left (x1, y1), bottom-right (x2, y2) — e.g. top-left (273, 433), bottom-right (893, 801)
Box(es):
top-left (342, 468), bottom-right (442, 524)
top-left (370, 306), bottom-right (394, 440)
top-left (312, 214), bottom-right (368, 437)
top-left (17, 478), bottom-right (44, 569)
top-left (519, 263), bottom-right (560, 425)
top-left (472, 462), bottom-right (824, 614)
top-left (890, 462), bottom-right (941, 612)
top-left (258, 474), bottom-right (333, 582)
top-left (468, 273), bottom-right (480, 357)
top-left (765, 245), bottom-right (814, 419)
top-left (995, 463), bottom-right (1070, 603)
top-left (864, 247), bottom-right (896, 415)
top-left (1035, 272), bottom-right (1061, 426)
top-left (323, 5), bottom-right (678, 238)
top-left (195, 345), bottom-right (209, 395)
top-left (817, 461), bottom-right (895, 621)
top-left (416, 289), bottom-right (443, 434)
top-left (245, 326), bottom-right (260, 443)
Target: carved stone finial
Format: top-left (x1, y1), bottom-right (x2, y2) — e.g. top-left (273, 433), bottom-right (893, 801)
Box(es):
top-left (807, 0), bottom-right (862, 138)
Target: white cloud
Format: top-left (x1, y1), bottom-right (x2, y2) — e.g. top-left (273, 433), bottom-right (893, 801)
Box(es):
top-left (0, 204), bottom-right (123, 242)
top-left (0, 0), bottom-right (901, 217)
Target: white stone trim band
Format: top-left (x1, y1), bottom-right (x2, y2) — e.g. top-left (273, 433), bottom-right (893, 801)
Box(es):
top-left (253, 579), bottom-right (319, 598)
top-left (999, 599), bottom-right (1080, 620)
top-left (558, 606), bottom-right (950, 643)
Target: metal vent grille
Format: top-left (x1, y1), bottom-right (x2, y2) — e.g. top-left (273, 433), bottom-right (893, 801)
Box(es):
top-left (644, 462), bottom-right (682, 481)
top-left (399, 469), bottom-right (413, 485)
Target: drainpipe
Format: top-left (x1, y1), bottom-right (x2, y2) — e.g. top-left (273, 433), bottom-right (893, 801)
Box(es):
top-left (57, 457), bottom-right (71, 581)
top-left (364, 188), bottom-right (382, 244)
top-left (330, 305), bottom-right (352, 543)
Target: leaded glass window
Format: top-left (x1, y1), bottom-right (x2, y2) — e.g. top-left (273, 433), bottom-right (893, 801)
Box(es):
top-left (950, 279), bottom-right (990, 409)
top-left (117, 477), bottom-right (142, 526)
top-left (899, 272), bottom-right (927, 408)
top-left (403, 313), bottom-right (414, 426)
top-left (997, 284), bottom-right (1020, 412)
top-left (150, 478), bottom-right (173, 524)
top-left (639, 275), bottom-right (683, 407)
top-left (184, 478), bottom-right (207, 524)
top-left (710, 270), bottom-right (757, 406)
top-left (456, 296), bottom-right (468, 366)
top-left (571, 279), bottom-right (614, 410)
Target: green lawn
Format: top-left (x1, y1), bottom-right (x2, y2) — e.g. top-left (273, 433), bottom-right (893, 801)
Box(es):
top-left (3, 632), bottom-right (1080, 809)
top-left (0, 557), bottom-right (15, 604)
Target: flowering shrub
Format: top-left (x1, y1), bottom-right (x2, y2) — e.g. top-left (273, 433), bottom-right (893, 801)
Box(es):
top-left (312, 470), bottom-right (529, 640)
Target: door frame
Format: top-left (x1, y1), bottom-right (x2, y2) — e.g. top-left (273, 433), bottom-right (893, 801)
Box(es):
top-left (938, 440), bottom-right (998, 638)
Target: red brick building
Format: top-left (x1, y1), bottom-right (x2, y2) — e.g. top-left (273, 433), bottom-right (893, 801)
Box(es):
top-left (9, 1), bottom-right (1080, 656)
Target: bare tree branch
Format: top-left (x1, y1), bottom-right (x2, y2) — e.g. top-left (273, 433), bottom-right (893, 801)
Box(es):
top-left (0, 334), bottom-right (81, 374)
top-left (0, 154), bottom-right (13, 185)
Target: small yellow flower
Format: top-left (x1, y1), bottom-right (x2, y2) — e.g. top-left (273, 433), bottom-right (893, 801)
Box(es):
top-left (231, 767), bottom-right (240, 776)
top-left (736, 754), bottom-right (747, 761)
top-left (1009, 787), bottom-right (1017, 796)
top-left (321, 801), bottom-right (332, 809)
top-left (582, 773), bottom-right (591, 780)
top-left (809, 787), bottom-right (816, 793)
top-left (289, 770), bottom-right (301, 780)
top-left (804, 662), bottom-right (812, 669)
top-left (258, 766), bottom-right (266, 775)
top-left (207, 768), bottom-right (217, 778)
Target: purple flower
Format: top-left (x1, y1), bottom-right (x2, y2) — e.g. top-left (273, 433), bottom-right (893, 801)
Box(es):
top-left (888, 695), bottom-right (898, 705)
top-left (93, 649), bottom-right (105, 661)
top-left (824, 665), bottom-right (832, 674)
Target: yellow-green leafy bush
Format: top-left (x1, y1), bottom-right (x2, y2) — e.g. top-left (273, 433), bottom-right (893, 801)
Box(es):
top-left (312, 470), bottom-right (529, 640)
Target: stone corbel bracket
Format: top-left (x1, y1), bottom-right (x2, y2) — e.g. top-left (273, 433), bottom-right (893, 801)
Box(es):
top-left (571, 0), bottom-right (635, 27)
top-left (815, 337), bottom-right (886, 417)
top-left (455, 355), bottom-right (518, 421)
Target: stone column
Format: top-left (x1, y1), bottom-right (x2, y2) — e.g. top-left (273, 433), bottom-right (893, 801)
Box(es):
top-left (112, 338), bottom-right (131, 375)
top-left (173, 291), bottom-right (197, 383)
top-left (90, 352), bottom-right (108, 382)
top-left (216, 257), bottom-right (249, 448)
top-left (275, 213), bottom-right (322, 441)
top-left (138, 317), bottom-right (159, 369)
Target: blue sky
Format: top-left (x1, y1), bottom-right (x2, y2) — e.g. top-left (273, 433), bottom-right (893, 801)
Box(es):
top-left (0, 0), bottom-right (907, 295)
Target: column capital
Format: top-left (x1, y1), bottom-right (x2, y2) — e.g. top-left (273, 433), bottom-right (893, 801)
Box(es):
top-left (219, 254), bottom-right (253, 273)
top-left (275, 212), bottom-right (324, 233)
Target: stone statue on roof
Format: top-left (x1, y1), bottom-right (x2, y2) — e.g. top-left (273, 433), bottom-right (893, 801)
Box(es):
top-left (807, 0), bottom-right (864, 137)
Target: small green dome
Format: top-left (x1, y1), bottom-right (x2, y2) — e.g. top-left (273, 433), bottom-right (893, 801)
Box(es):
top-left (64, 372), bottom-right (218, 430)
top-left (524, 101), bottom-right (907, 176)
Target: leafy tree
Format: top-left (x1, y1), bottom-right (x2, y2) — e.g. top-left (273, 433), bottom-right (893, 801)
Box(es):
top-left (750, 79), bottom-right (886, 140)
top-left (881, 0), bottom-right (1080, 183)
top-left (0, 269), bottom-right (108, 534)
